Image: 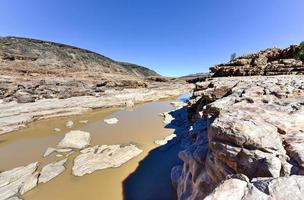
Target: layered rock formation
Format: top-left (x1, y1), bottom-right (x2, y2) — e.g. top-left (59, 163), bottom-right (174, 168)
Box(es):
top-left (172, 75), bottom-right (304, 199)
top-left (210, 44), bottom-right (304, 77)
top-left (0, 37), bottom-right (192, 134)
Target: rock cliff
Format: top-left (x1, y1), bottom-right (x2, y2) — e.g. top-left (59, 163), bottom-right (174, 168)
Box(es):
top-left (172, 75), bottom-right (304, 199)
top-left (210, 44), bottom-right (304, 77)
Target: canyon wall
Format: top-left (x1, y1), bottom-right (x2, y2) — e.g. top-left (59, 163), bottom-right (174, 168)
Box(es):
top-left (172, 46), bottom-right (304, 199)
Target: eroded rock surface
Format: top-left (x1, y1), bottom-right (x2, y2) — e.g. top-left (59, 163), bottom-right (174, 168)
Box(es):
top-left (57, 130), bottom-right (91, 149)
top-left (205, 175), bottom-right (304, 200)
top-left (211, 44), bottom-right (304, 77)
top-left (173, 75), bottom-right (304, 199)
top-left (0, 162), bottom-right (38, 200)
top-left (38, 159), bottom-right (67, 184)
top-left (72, 144), bottom-right (142, 176)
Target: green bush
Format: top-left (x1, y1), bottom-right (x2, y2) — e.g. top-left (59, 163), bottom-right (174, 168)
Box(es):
top-left (230, 53), bottom-right (237, 61)
top-left (298, 41), bottom-right (304, 61)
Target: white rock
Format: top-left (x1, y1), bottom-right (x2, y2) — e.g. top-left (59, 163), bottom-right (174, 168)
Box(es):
top-left (72, 144), bottom-right (142, 176)
top-left (0, 162), bottom-right (38, 200)
top-left (154, 134), bottom-right (177, 146)
top-left (38, 159), bottom-right (67, 184)
top-left (65, 121), bottom-right (74, 128)
top-left (19, 172), bottom-right (39, 195)
top-left (54, 128), bottom-right (61, 132)
top-left (125, 100), bottom-right (134, 108)
top-left (43, 147), bottom-right (56, 157)
top-left (170, 101), bottom-right (187, 108)
top-left (56, 148), bottom-right (72, 153)
top-left (104, 118), bottom-right (119, 124)
top-left (6, 197), bottom-right (22, 200)
top-left (79, 120), bottom-right (88, 124)
top-left (56, 154), bottom-right (63, 157)
top-left (57, 130), bottom-right (91, 149)
top-left (161, 112), bottom-right (174, 124)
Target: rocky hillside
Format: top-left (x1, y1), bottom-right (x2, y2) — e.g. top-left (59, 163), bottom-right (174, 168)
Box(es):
top-left (0, 37), bottom-right (189, 103)
top-left (210, 44), bottom-right (304, 77)
top-left (0, 36), bottom-right (159, 78)
top-left (172, 75), bottom-right (304, 199)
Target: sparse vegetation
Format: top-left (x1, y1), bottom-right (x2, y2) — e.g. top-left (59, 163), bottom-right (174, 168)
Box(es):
top-left (297, 41), bottom-right (304, 61)
top-left (230, 53), bottom-right (237, 61)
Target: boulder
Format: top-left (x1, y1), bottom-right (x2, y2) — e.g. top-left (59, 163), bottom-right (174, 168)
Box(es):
top-left (57, 130), bottom-right (91, 149)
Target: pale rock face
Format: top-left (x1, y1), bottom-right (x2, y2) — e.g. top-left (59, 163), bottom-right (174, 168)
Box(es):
top-left (205, 175), bottom-right (304, 200)
top-left (38, 159), bottom-right (67, 184)
top-left (0, 162), bottom-right (38, 200)
top-left (173, 75), bottom-right (304, 199)
top-left (19, 172), bottom-right (39, 195)
top-left (79, 120), bottom-right (88, 124)
top-left (57, 130), bottom-right (91, 149)
top-left (104, 118), bottom-right (119, 124)
top-left (204, 178), bottom-right (248, 200)
top-left (72, 144), bottom-right (142, 176)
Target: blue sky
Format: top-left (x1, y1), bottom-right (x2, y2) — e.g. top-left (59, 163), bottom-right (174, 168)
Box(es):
top-left (0, 0), bottom-right (304, 76)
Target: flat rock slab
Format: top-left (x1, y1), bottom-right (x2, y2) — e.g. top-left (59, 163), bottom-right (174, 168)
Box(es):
top-left (57, 130), bottom-right (91, 149)
top-left (0, 162), bottom-right (38, 200)
top-left (104, 118), bottom-right (119, 124)
top-left (72, 144), bottom-right (142, 176)
top-left (170, 101), bottom-right (187, 109)
top-left (161, 112), bottom-right (174, 124)
top-left (154, 134), bottom-right (177, 146)
top-left (38, 159), bottom-right (67, 184)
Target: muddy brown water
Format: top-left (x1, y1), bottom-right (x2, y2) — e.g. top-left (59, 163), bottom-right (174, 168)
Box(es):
top-left (0, 97), bottom-right (185, 200)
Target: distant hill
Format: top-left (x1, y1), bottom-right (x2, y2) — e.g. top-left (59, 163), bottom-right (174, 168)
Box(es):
top-left (0, 36), bottom-right (159, 78)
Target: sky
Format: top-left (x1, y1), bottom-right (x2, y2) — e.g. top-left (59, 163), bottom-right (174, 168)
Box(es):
top-left (0, 0), bottom-right (304, 76)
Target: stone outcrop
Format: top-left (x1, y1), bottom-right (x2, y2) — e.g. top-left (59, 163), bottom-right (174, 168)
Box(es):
top-left (72, 144), bottom-right (142, 176)
top-left (172, 75), bottom-right (304, 199)
top-left (210, 44), bottom-right (304, 77)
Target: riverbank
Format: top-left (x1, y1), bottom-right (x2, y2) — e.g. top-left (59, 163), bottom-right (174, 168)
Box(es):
top-left (0, 96), bottom-right (189, 200)
top-left (0, 82), bottom-right (192, 135)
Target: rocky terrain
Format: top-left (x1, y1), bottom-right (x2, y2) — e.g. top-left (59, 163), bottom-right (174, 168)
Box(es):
top-left (0, 37), bottom-right (192, 134)
top-left (172, 73), bottom-right (304, 198)
top-left (0, 130), bottom-right (143, 200)
top-left (210, 43), bottom-right (304, 77)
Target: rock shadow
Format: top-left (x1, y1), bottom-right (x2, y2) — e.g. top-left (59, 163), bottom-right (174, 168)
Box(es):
top-left (122, 107), bottom-right (190, 200)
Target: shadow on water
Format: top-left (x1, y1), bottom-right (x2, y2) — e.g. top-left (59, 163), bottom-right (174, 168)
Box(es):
top-left (123, 107), bottom-right (190, 200)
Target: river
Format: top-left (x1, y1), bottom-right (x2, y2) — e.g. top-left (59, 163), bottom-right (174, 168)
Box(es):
top-left (0, 96), bottom-right (188, 200)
